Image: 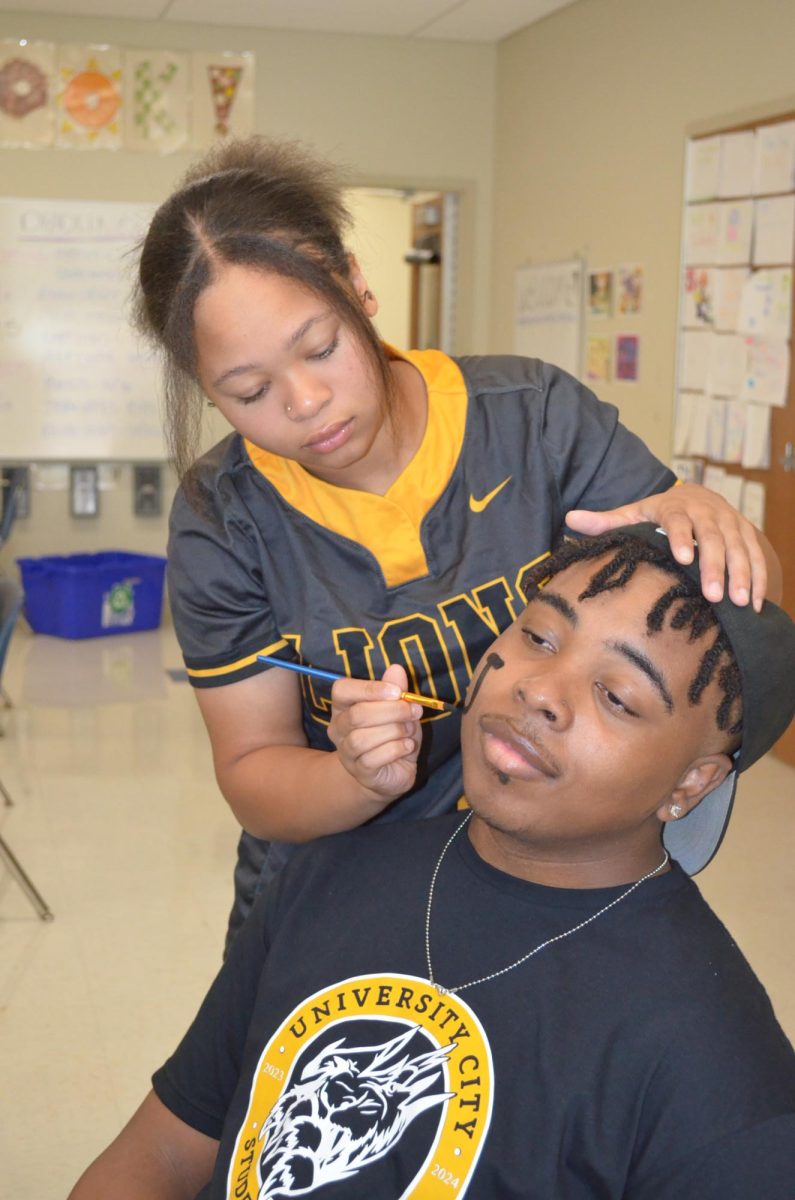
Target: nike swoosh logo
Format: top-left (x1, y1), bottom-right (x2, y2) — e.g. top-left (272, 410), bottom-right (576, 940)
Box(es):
top-left (469, 476), bottom-right (513, 513)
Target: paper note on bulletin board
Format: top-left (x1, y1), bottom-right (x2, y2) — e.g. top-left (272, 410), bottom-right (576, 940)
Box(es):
top-left (0, 197), bottom-right (166, 460)
top-left (514, 259), bottom-right (584, 377)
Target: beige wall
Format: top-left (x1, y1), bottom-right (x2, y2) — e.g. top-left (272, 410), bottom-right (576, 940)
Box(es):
top-left (492, 0), bottom-right (795, 460)
top-left (345, 189), bottom-right (413, 350)
top-left (0, 10), bottom-right (495, 567)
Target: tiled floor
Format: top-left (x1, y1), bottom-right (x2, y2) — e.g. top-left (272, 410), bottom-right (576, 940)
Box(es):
top-left (1, 622), bottom-right (793, 1198)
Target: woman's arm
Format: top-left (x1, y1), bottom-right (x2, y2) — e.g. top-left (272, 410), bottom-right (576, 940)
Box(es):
top-left (567, 481), bottom-right (782, 611)
top-left (68, 1091), bottom-right (218, 1200)
top-left (196, 663), bottom-right (422, 841)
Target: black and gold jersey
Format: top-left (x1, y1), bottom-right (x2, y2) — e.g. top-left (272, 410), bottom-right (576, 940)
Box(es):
top-left (168, 351), bottom-right (674, 829)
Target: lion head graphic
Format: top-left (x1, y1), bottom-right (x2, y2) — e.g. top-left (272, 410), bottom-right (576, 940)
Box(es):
top-left (257, 1025), bottom-right (456, 1197)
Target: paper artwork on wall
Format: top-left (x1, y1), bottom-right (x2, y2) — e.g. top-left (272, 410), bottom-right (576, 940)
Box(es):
top-left (687, 394), bottom-right (712, 457)
top-left (615, 334), bottom-right (639, 381)
top-left (680, 330), bottom-right (710, 391)
top-left (741, 336), bottom-right (790, 408)
top-left (715, 200), bottom-right (753, 265)
top-left (0, 39), bottom-right (55, 146)
top-left (682, 267), bottom-right (715, 328)
top-left (673, 393), bottom-right (695, 455)
top-left (722, 399), bottom-right (747, 464)
top-left (616, 264), bottom-right (643, 315)
top-left (684, 202), bottom-right (719, 264)
top-left (705, 332), bottom-right (746, 397)
top-left (585, 334), bottom-right (611, 383)
top-left (686, 136), bottom-right (721, 202)
top-left (753, 195), bottom-right (795, 265)
top-left (514, 259), bottom-right (584, 378)
top-left (740, 479), bottom-right (766, 530)
top-left (753, 119), bottom-right (795, 196)
top-left (124, 49), bottom-right (188, 153)
top-left (587, 269), bottom-right (613, 318)
top-left (717, 131), bottom-right (756, 198)
top-left (705, 397), bottom-right (729, 461)
top-left (741, 403), bottom-right (772, 468)
top-left (670, 456), bottom-right (704, 484)
top-left (738, 268), bottom-right (792, 341)
top-left (713, 267), bottom-right (750, 332)
top-left (191, 51), bottom-right (254, 145)
top-left (55, 44), bottom-right (122, 149)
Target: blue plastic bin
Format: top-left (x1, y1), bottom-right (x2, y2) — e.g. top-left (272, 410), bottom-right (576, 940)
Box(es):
top-left (17, 551), bottom-right (167, 639)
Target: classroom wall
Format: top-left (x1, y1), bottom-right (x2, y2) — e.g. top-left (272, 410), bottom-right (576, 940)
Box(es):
top-left (345, 189), bottom-right (413, 352)
top-left (0, 10), bottom-right (495, 568)
top-left (491, 0), bottom-right (795, 461)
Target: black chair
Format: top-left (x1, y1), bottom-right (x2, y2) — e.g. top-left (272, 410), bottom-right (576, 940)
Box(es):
top-left (0, 481), bottom-right (20, 551)
top-left (0, 578), bottom-right (53, 921)
top-left (0, 574), bottom-right (23, 710)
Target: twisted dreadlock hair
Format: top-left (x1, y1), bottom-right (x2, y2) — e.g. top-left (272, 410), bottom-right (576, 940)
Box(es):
top-left (520, 530), bottom-right (743, 740)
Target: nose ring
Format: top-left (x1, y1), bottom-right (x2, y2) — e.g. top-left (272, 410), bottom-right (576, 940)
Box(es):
top-left (286, 402), bottom-right (293, 415)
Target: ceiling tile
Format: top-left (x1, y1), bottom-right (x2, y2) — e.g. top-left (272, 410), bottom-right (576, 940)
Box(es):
top-left (0, 0), bottom-right (583, 44)
top-left (418, 0), bottom-right (580, 42)
top-left (162, 0), bottom-right (457, 37)
top-left (0, 0), bottom-right (166, 18)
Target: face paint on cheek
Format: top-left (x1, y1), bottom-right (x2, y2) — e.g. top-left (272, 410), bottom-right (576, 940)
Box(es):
top-left (462, 651), bottom-right (505, 714)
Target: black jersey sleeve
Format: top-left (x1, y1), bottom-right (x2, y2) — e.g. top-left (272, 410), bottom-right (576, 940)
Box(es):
top-left (538, 361), bottom-right (676, 514)
top-left (167, 468), bottom-right (289, 688)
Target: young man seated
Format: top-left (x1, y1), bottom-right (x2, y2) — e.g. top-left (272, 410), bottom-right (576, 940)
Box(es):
top-left (69, 524), bottom-right (795, 1200)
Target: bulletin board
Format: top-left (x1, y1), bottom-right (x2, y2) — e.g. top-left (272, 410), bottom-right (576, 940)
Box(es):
top-left (513, 258), bottom-right (584, 378)
top-left (672, 110), bottom-right (795, 766)
top-left (0, 197), bottom-right (166, 461)
top-left (672, 112), bottom-right (795, 541)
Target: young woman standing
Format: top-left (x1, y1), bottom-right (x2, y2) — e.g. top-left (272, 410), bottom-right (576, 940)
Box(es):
top-left (135, 138), bottom-right (779, 943)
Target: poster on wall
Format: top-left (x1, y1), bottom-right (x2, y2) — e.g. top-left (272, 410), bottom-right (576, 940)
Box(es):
top-left (0, 197), bottom-right (164, 460)
top-left (585, 334), bottom-right (611, 382)
top-left (514, 258), bottom-right (584, 378)
top-left (615, 334), bottom-right (640, 382)
top-left (0, 39), bottom-right (55, 147)
top-left (753, 120), bottom-right (795, 195)
top-left (587, 269), bottom-right (613, 318)
top-left (55, 44), bottom-right (122, 149)
top-left (191, 50), bottom-right (255, 145)
top-left (124, 49), bottom-right (188, 154)
top-left (682, 267), bottom-right (715, 328)
top-left (616, 264), bottom-right (643, 315)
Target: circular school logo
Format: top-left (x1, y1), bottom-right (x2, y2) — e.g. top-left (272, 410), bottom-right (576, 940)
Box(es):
top-left (226, 974), bottom-right (493, 1199)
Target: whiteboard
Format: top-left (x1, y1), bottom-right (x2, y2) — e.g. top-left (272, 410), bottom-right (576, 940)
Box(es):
top-left (513, 258), bottom-right (584, 377)
top-left (0, 197), bottom-right (166, 461)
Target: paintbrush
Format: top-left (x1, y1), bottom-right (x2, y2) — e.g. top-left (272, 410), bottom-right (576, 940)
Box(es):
top-left (257, 655), bottom-right (458, 712)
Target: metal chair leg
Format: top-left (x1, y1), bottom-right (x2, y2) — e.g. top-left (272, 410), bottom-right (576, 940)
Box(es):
top-left (0, 834), bottom-right (54, 921)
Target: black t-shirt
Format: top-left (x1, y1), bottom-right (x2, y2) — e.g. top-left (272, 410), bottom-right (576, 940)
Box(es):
top-left (153, 816), bottom-right (795, 1198)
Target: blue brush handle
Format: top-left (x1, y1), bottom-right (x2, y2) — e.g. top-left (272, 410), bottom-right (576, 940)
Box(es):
top-left (257, 655), bottom-right (342, 684)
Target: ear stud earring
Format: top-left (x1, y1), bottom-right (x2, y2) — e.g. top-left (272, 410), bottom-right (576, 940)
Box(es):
top-left (669, 803), bottom-right (683, 820)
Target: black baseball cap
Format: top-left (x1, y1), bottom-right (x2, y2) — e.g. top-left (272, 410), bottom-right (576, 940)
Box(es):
top-left (618, 523), bottom-right (795, 874)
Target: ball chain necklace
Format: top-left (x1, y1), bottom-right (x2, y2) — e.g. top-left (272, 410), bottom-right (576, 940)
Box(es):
top-left (424, 812), bottom-right (670, 996)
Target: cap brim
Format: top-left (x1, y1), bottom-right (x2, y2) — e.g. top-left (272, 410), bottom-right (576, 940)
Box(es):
top-left (662, 770), bottom-right (737, 875)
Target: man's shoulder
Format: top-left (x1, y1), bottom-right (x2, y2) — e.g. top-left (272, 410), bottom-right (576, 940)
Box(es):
top-left (290, 814), bottom-right (463, 879)
top-left (272, 815), bottom-right (460, 907)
